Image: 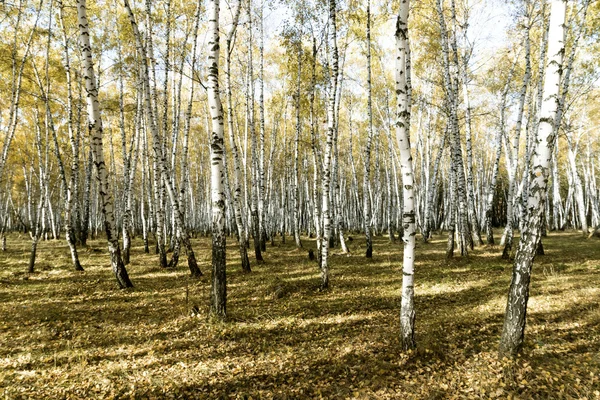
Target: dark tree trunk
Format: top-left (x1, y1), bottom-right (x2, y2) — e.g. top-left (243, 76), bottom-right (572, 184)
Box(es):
top-left (240, 240), bottom-right (251, 273)
top-left (211, 232), bottom-right (227, 317)
top-left (28, 240), bottom-right (38, 273)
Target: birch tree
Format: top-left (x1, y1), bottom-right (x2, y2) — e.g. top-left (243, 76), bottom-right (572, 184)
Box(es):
top-left (247, 0), bottom-right (264, 263)
top-left (225, 0), bottom-right (251, 272)
top-left (320, 0), bottom-right (338, 290)
top-left (363, 0), bottom-right (374, 258)
top-left (436, 0), bottom-right (472, 256)
top-left (0, 0), bottom-right (42, 188)
top-left (293, 21), bottom-right (303, 249)
top-left (499, 0), bottom-right (566, 357)
top-left (207, 0), bottom-right (227, 318)
top-left (123, 0), bottom-right (202, 277)
top-left (502, 2), bottom-right (532, 259)
top-left (77, 0), bottom-right (133, 288)
top-left (396, 0), bottom-right (416, 350)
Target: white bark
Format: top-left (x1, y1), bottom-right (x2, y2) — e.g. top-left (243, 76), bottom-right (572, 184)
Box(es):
top-left (77, 0), bottom-right (133, 288)
top-left (320, 0), bottom-right (338, 290)
top-left (225, 0), bottom-right (250, 272)
top-left (499, 0), bottom-right (566, 356)
top-left (207, 0), bottom-right (227, 318)
top-left (364, 0), bottom-right (374, 258)
top-left (123, 0), bottom-right (202, 276)
top-left (396, 0), bottom-right (416, 350)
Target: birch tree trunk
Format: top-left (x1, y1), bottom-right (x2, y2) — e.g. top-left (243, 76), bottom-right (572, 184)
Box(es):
top-left (81, 144), bottom-right (93, 246)
top-left (436, 0), bottom-right (471, 256)
top-left (207, 0), bottom-right (227, 318)
top-left (77, 0), bottom-right (133, 288)
top-left (123, 0), bottom-right (202, 277)
top-left (423, 128), bottom-right (446, 242)
top-left (27, 115), bottom-right (47, 273)
top-left (293, 32), bottom-right (303, 249)
top-left (499, 0), bottom-right (566, 357)
top-left (40, 0), bottom-right (84, 271)
top-left (522, 6), bottom-right (548, 231)
top-left (555, 0), bottom-right (590, 236)
top-left (309, 38), bottom-right (322, 254)
top-left (247, 0), bottom-right (264, 263)
top-left (332, 83), bottom-right (349, 254)
top-left (502, 5), bottom-right (532, 259)
top-left (396, 0), bottom-right (416, 350)
top-left (363, 0), bottom-right (374, 258)
top-left (0, 0), bottom-right (42, 185)
top-left (142, 0), bottom-right (168, 265)
top-left (320, 0), bottom-right (338, 290)
top-left (462, 74), bottom-right (484, 246)
top-left (484, 60), bottom-right (516, 245)
top-left (567, 139), bottom-right (588, 237)
top-left (116, 35), bottom-right (133, 265)
top-left (225, 0), bottom-right (250, 272)
top-left (258, 1), bottom-right (267, 251)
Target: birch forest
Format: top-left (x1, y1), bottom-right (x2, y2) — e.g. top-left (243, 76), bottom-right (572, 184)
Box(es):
top-left (1, 0), bottom-right (600, 397)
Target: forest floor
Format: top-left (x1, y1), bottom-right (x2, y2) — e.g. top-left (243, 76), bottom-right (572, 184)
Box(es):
top-left (0, 230), bottom-right (599, 399)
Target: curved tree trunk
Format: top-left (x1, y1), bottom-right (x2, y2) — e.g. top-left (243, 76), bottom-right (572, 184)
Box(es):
top-left (499, 0), bottom-right (566, 357)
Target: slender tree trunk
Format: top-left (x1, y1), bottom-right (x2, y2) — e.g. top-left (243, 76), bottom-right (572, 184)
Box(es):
top-left (81, 144), bottom-right (93, 246)
top-left (56, 0), bottom-right (84, 270)
top-left (309, 38), bottom-right (322, 255)
top-left (321, 0), bottom-right (338, 290)
top-left (225, 0), bottom-right (250, 272)
top-left (293, 33), bottom-right (303, 249)
top-left (124, 0), bottom-right (201, 277)
top-left (502, 6), bottom-right (532, 259)
top-left (258, 1), bottom-right (267, 252)
top-left (446, 164), bottom-right (457, 258)
top-left (115, 35), bottom-right (133, 265)
top-left (499, 0), bottom-right (565, 357)
top-left (423, 129), bottom-right (446, 242)
top-left (567, 141), bottom-right (588, 237)
top-left (484, 60), bottom-right (517, 245)
top-left (462, 74), bottom-right (484, 246)
top-left (77, 0), bottom-right (133, 288)
top-left (437, 0), bottom-right (471, 256)
top-left (363, 0), bottom-right (374, 258)
top-left (396, 0), bottom-right (416, 350)
top-left (246, 0), bottom-right (264, 263)
top-left (0, 0), bottom-right (42, 184)
top-left (207, 0), bottom-right (227, 318)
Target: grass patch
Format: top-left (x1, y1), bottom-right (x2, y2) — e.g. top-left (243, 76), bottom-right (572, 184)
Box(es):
top-left (0, 231), bottom-right (599, 398)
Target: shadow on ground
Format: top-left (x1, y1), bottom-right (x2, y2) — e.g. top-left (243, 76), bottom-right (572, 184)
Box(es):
top-left (1, 230), bottom-right (599, 398)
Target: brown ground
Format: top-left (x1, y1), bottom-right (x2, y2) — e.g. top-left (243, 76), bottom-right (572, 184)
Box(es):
top-left (1, 230), bottom-right (599, 399)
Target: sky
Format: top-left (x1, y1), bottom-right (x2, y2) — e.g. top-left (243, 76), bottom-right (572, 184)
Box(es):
top-left (467, 0), bottom-right (514, 71)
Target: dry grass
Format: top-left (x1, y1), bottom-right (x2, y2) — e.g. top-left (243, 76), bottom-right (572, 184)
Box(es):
top-left (1, 230), bottom-right (599, 399)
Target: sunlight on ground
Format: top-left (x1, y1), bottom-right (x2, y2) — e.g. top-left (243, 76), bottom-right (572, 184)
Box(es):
top-left (1, 231), bottom-right (599, 398)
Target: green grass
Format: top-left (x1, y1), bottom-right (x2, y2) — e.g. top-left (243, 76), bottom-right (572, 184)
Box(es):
top-left (1, 231), bottom-right (599, 399)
